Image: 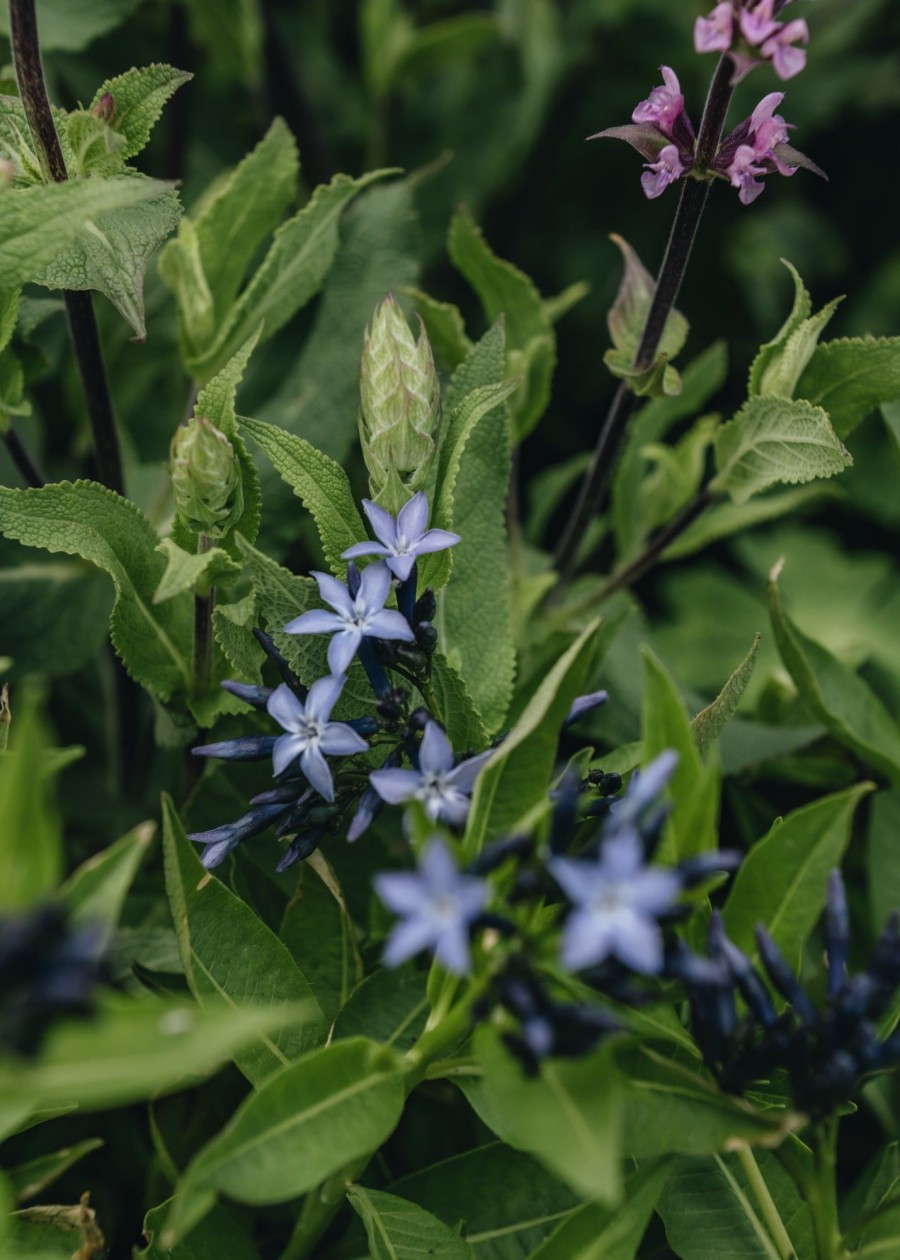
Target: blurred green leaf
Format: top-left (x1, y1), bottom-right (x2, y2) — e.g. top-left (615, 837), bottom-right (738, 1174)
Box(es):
top-left (348, 1186), bottom-right (475, 1260)
top-left (797, 336), bottom-right (900, 439)
top-left (136, 1199), bottom-right (258, 1259)
top-left (59, 820), bottom-right (154, 948)
top-left (868, 788), bottom-right (900, 934)
top-left (9, 1139), bottom-right (103, 1203)
top-left (0, 0), bottom-right (143, 51)
top-left (528, 1159), bottom-right (672, 1260)
top-left (0, 689), bottom-right (62, 909)
top-left (280, 854), bottom-right (362, 1025)
top-left (333, 968), bottom-right (428, 1053)
top-left (691, 635), bottom-right (761, 755)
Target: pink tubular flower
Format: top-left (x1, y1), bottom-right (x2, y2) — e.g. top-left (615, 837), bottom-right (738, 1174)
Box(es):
top-left (739, 0), bottom-right (779, 45)
top-left (762, 18), bottom-right (809, 80)
top-left (713, 89), bottom-right (818, 205)
top-left (727, 146), bottom-right (768, 204)
top-left (641, 145), bottom-right (685, 200)
top-left (632, 66), bottom-right (684, 133)
top-left (694, 3), bottom-right (734, 54)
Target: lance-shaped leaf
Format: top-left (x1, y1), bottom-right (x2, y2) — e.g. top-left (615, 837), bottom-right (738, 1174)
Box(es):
top-left (748, 260), bottom-right (812, 397)
top-left (162, 796), bottom-right (325, 1085)
top-left (58, 821), bottom-right (154, 948)
top-left (238, 415), bottom-right (367, 575)
top-left (0, 482), bottom-right (192, 702)
top-left (88, 64), bottom-right (192, 160)
top-left (711, 396), bottom-right (851, 505)
top-left (164, 1038), bottom-right (405, 1245)
top-left (137, 1200), bottom-right (258, 1259)
top-left (348, 1187), bottom-right (475, 1260)
top-left (0, 174), bottom-right (174, 290)
top-left (691, 634), bottom-right (761, 755)
top-left (9, 1140), bottom-right (104, 1204)
top-left (769, 563), bottom-right (900, 783)
top-left (0, 0), bottom-right (144, 51)
top-left (0, 690), bottom-right (63, 910)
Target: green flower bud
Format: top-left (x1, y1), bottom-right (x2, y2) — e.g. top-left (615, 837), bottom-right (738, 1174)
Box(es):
top-left (170, 415), bottom-right (243, 538)
top-left (358, 294), bottom-right (442, 516)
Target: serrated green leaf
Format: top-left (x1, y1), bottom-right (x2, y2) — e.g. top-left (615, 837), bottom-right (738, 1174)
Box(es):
top-left (448, 207), bottom-right (555, 439)
top-left (463, 618), bottom-right (603, 856)
top-left (0, 690), bottom-right (62, 910)
top-left (63, 109), bottom-right (127, 178)
top-left (691, 635), bottom-right (761, 755)
top-left (89, 64), bottom-right (192, 161)
top-left (606, 233), bottom-right (688, 363)
top-left (768, 565), bottom-right (900, 782)
top-left (0, 482), bottom-right (192, 701)
top-left (796, 336), bottom-right (900, 440)
top-left (0, 287), bottom-right (19, 353)
top-left (58, 820), bottom-right (154, 949)
top-left (0, 561), bottom-right (112, 678)
top-left (748, 260), bottom-right (812, 398)
top-left (187, 169), bottom-right (395, 381)
top-left (212, 592), bottom-right (262, 683)
top-left (722, 783), bottom-right (871, 963)
top-left (153, 538), bottom-right (240, 603)
top-left (711, 396), bottom-right (851, 505)
top-left (164, 1038), bottom-right (405, 1245)
top-left (162, 795), bottom-right (326, 1084)
top-left (639, 413), bottom-right (719, 534)
top-left (756, 296), bottom-right (841, 401)
top-left (348, 1186), bottom-right (475, 1260)
top-left (239, 415), bottom-right (366, 575)
top-left (642, 649), bottom-right (719, 860)
top-left (0, 174), bottom-right (174, 291)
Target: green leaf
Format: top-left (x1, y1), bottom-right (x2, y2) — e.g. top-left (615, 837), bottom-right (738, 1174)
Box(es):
top-left (0, 482), bottom-right (192, 702)
top-left (162, 795), bottom-right (326, 1085)
top-left (153, 538), bottom-right (240, 603)
top-left (34, 185), bottom-right (182, 337)
top-left (722, 783), bottom-right (871, 962)
top-left (606, 234), bottom-right (688, 365)
top-left (711, 396), bottom-right (852, 505)
top-left (755, 293), bottom-right (841, 401)
top-left (641, 649), bottom-right (719, 860)
top-left (348, 1186), bottom-right (475, 1260)
top-left (89, 64), bottom-right (192, 161)
top-left (868, 788), bottom-right (900, 934)
top-left (463, 618), bottom-right (603, 856)
top-left (638, 414), bottom-right (719, 534)
top-left (58, 820), bottom-right (154, 949)
top-left (212, 592), bottom-right (263, 683)
top-left (280, 854), bottom-right (362, 1025)
top-left (0, 174), bottom-right (175, 291)
top-left (797, 336), bottom-right (900, 440)
top-left (464, 1028), bottom-right (621, 1204)
top-left (0, 562), bottom-right (113, 678)
top-left (429, 651), bottom-right (490, 752)
top-left (159, 118), bottom-right (298, 349)
top-left (136, 1200), bottom-right (259, 1260)
top-left (0, 690), bottom-right (62, 909)
top-left (186, 169), bottom-right (395, 381)
top-left (388, 1143), bottom-right (578, 1260)
top-left (239, 415), bottom-right (367, 576)
top-left (165, 1037), bottom-right (405, 1245)
top-left (618, 1046), bottom-right (791, 1159)
top-left (657, 1152), bottom-right (815, 1260)
top-left (769, 564), bottom-right (900, 782)
top-left (393, 13), bottom-right (499, 84)
top-left (0, 0), bottom-right (143, 51)
top-left (660, 485), bottom-right (835, 562)
top-left (527, 1159), bottom-right (673, 1260)
top-left (748, 260), bottom-right (813, 398)
top-left (448, 207), bottom-right (555, 439)
top-left (8, 1139), bottom-right (103, 1203)
top-left (333, 968), bottom-right (428, 1053)
top-left (0, 995), bottom-right (293, 1112)
top-left (691, 634), bottom-right (761, 755)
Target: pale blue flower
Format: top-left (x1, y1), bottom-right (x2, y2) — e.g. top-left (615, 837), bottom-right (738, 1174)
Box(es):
top-left (284, 560), bottom-right (414, 675)
top-left (549, 829), bottom-right (681, 974)
top-left (370, 720), bottom-right (493, 825)
top-left (342, 492), bottom-right (459, 583)
top-left (374, 838), bottom-right (490, 974)
top-left (266, 676), bottom-right (368, 802)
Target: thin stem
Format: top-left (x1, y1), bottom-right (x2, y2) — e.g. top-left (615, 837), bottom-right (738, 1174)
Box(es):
top-left (192, 535), bottom-right (216, 697)
top-left (9, 0), bottom-right (124, 496)
top-left (3, 427), bottom-right (45, 486)
top-left (808, 1120), bottom-right (847, 1260)
top-left (593, 485), bottom-right (715, 604)
top-left (553, 54), bottom-right (735, 579)
top-left (736, 1146), bottom-right (797, 1260)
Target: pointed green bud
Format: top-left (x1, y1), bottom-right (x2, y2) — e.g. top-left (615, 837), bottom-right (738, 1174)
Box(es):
top-left (358, 294), bottom-right (442, 515)
top-left (169, 415), bottom-right (243, 538)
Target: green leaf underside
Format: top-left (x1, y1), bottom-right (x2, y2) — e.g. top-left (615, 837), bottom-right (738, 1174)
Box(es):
top-left (691, 634), bottom-right (761, 754)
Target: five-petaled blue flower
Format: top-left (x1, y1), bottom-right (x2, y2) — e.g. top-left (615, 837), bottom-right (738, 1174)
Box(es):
top-left (370, 720), bottom-right (493, 825)
top-left (374, 838), bottom-right (490, 974)
top-left (284, 560), bottom-right (415, 675)
top-left (341, 492), bottom-right (460, 583)
top-left (267, 676), bottom-right (368, 801)
top-left (548, 829), bottom-right (681, 974)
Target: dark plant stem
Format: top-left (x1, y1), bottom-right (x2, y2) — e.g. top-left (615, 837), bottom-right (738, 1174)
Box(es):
top-left (553, 54), bottom-right (735, 579)
top-left (9, 0), bottom-right (124, 496)
top-left (193, 535), bottom-right (215, 697)
top-left (3, 427), bottom-right (45, 486)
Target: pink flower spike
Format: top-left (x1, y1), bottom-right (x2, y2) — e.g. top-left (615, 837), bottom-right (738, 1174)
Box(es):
top-left (762, 19), bottom-right (809, 80)
top-left (694, 3), bottom-right (734, 53)
top-left (640, 145), bottom-right (685, 199)
top-left (632, 67), bottom-right (684, 133)
top-left (740, 0), bottom-right (779, 46)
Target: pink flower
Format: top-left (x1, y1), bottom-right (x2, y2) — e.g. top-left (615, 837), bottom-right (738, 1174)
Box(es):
top-left (694, 3), bottom-right (734, 53)
top-left (641, 145), bottom-right (685, 199)
top-left (632, 67), bottom-right (684, 133)
top-left (761, 18), bottom-right (809, 80)
top-left (727, 145), bottom-right (768, 204)
top-left (740, 0), bottom-right (779, 45)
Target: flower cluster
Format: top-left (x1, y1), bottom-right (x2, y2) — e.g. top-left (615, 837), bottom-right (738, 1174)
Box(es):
top-left (0, 905), bottom-right (104, 1056)
top-left (189, 492), bottom-right (489, 872)
top-left (673, 872), bottom-right (900, 1117)
top-left (695, 0), bottom-right (809, 83)
top-left (594, 66), bottom-right (820, 205)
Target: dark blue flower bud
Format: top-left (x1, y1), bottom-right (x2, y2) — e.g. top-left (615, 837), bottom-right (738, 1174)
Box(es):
top-left (252, 628), bottom-right (307, 697)
top-left (192, 735), bottom-right (278, 762)
top-left (346, 561), bottom-right (362, 600)
top-left (415, 621), bottom-right (438, 655)
top-left (275, 828), bottom-right (324, 873)
top-left (710, 915), bottom-right (776, 1028)
top-left (466, 834), bottom-right (533, 875)
top-left (563, 690), bottom-right (609, 729)
top-left (251, 783), bottom-right (309, 806)
top-left (678, 850), bottom-right (742, 889)
top-left (220, 680), bottom-right (274, 711)
top-left (755, 926), bottom-right (817, 1026)
top-left (189, 801), bottom-right (293, 868)
top-left (414, 587), bottom-right (436, 624)
top-left (825, 869), bottom-right (850, 999)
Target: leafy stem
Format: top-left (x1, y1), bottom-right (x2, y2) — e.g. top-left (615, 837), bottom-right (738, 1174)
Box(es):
top-left (552, 53), bottom-right (734, 580)
top-left (9, 0), bottom-right (125, 496)
top-left (735, 1146), bottom-right (798, 1260)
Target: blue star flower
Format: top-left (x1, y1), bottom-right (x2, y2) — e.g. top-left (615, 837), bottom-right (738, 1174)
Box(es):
top-left (369, 720), bottom-right (493, 826)
top-left (266, 675), bottom-right (368, 802)
top-left (342, 492), bottom-right (460, 583)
